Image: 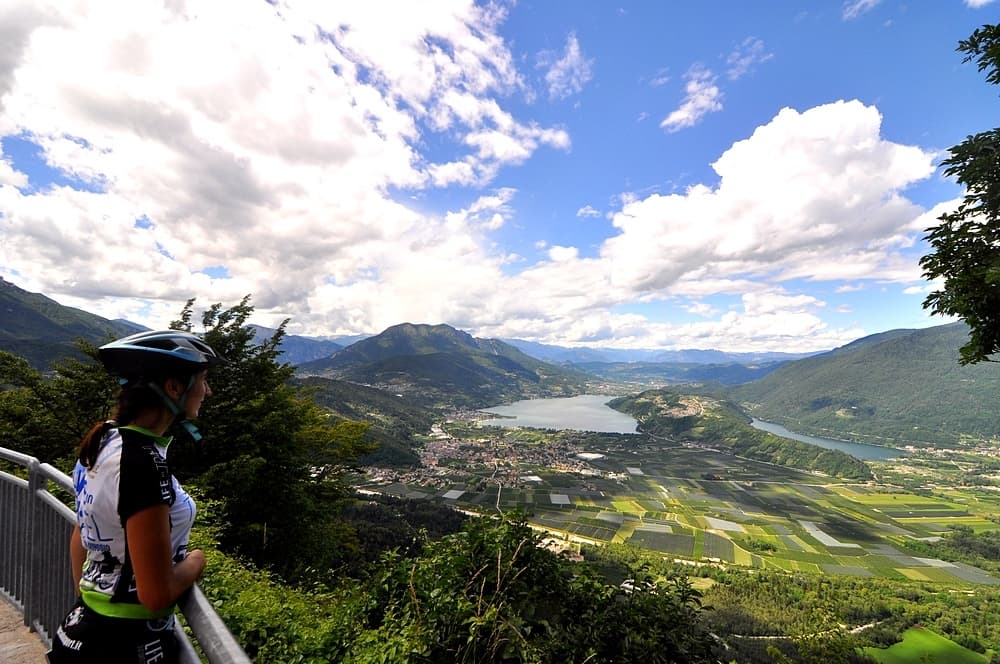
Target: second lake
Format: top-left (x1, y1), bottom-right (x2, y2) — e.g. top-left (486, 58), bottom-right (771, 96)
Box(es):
top-left (749, 418), bottom-right (906, 461)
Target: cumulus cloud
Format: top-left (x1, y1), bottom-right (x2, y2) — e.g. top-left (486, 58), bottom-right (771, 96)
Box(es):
top-left (538, 32), bottom-right (594, 100)
top-left (0, 4), bottom-right (946, 353)
top-left (0, 150), bottom-right (27, 188)
top-left (576, 204), bottom-right (601, 218)
top-left (660, 65), bottom-right (722, 132)
top-left (447, 187), bottom-right (517, 231)
top-left (726, 37), bottom-right (773, 80)
top-left (685, 302), bottom-right (718, 317)
top-left (965, 0), bottom-right (997, 6)
top-left (463, 99), bottom-right (933, 350)
top-left (615, 100), bottom-right (935, 294)
top-left (0, 0), bottom-right (573, 332)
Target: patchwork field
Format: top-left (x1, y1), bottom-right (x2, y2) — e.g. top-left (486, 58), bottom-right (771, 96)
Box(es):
top-left (360, 428), bottom-right (1000, 585)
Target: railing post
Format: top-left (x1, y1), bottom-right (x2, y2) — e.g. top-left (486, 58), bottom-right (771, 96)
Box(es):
top-left (2, 445), bottom-right (251, 662)
top-left (23, 457), bottom-right (42, 630)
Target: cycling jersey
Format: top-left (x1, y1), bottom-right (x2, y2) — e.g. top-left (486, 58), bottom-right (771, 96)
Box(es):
top-left (72, 425), bottom-right (196, 619)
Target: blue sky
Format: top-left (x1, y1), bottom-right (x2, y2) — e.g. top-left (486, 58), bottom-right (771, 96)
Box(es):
top-left (0, 1), bottom-right (995, 351)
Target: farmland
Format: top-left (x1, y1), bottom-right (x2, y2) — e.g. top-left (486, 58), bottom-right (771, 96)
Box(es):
top-left (356, 413), bottom-right (1000, 586)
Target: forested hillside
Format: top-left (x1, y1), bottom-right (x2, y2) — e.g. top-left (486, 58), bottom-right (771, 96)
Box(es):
top-left (0, 277), bottom-right (139, 368)
top-left (297, 322), bottom-right (592, 407)
top-left (297, 375), bottom-right (437, 466)
top-left (728, 323), bottom-right (1000, 447)
top-left (610, 389), bottom-right (873, 480)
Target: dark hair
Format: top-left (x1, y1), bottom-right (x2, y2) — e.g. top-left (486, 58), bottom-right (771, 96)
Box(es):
top-left (77, 374), bottom-right (193, 468)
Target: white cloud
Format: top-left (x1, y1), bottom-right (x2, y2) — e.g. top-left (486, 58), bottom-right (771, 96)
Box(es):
top-left (660, 65), bottom-right (722, 132)
top-left (0, 0), bottom-right (576, 331)
top-left (576, 205), bottom-right (601, 218)
top-left (648, 68), bottom-right (671, 87)
top-left (0, 4), bottom-right (949, 353)
top-left (599, 100), bottom-right (935, 314)
top-left (447, 188), bottom-right (516, 231)
top-left (842, 0), bottom-right (881, 20)
top-left (835, 283), bottom-right (865, 293)
top-left (548, 245), bottom-right (579, 262)
top-left (538, 32), bottom-right (593, 100)
top-left (965, 0), bottom-right (997, 6)
top-left (0, 152), bottom-right (27, 188)
top-left (726, 37), bottom-right (773, 80)
top-left (685, 302), bottom-right (717, 317)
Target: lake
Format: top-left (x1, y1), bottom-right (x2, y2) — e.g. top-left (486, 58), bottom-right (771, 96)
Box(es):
top-left (480, 395), bottom-right (639, 434)
top-left (749, 418), bottom-right (906, 461)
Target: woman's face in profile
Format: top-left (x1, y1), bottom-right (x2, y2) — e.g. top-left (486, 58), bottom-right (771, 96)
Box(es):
top-left (182, 370), bottom-right (211, 419)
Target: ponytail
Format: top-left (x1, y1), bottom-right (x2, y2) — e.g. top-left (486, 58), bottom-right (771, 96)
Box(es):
top-left (78, 420), bottom-right (116, 469)
top-left (76, 381), bottom-right (174, 467)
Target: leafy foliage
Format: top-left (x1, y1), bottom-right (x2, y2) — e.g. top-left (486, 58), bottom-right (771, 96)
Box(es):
top-left (167, 297), bottom-right (375, 581)
top-left (921, 23), bottom-right (1000, 365)
top-left (349, 514), bottom-right (716, 663)
top-left (0, 343), bottom-right (117, 463)
top-left (298, 375), bottom-right (439, 467)
top-left (193, 512), bottom-right (716, 663)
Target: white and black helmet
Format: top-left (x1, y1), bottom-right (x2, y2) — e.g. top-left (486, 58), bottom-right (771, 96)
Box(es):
top-left (98, 330), bottom-right (222, 381)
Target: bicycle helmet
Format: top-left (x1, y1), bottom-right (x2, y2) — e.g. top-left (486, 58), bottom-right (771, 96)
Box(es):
top-left (98, 330), bottom-right (222, 380)
top-left (99, 330), bottom-right (223, 442)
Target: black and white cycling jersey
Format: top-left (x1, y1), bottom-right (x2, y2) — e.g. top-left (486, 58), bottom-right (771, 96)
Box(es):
top-left (73, 425), bottom-right (196, 620)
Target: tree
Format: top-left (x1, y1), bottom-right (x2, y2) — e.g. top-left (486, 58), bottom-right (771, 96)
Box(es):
top-left (350, 514), bottom-right (717, 663)
top-left (0, 343), bottom-right (117, 463)
top-left (921, 24), bottom-right (1000, 364)
top-left (0, 296), bottom-right (374, 582)
top-left (168, 297), bottom-right (374, 581)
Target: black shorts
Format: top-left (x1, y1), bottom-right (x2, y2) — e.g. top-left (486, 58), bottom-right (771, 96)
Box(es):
top-left (46, 598), bottom-right (179, 664)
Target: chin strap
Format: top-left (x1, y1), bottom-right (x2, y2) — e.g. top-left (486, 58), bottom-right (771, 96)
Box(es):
top-left (145, 376), bottom-right (204, 442)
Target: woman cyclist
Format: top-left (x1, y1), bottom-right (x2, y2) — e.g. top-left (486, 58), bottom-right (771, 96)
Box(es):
top-left (48, 330), bottom-right (222, 663)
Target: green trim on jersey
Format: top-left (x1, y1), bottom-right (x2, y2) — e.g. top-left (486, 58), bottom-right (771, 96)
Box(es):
top-left (120, 424), bottom-right (173, 447)
top-left (81, 589), bottom-right (173, 620)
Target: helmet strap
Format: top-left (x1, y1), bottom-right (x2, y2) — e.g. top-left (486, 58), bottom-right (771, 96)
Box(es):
top-left (147, 376), bottom-right (203, 442)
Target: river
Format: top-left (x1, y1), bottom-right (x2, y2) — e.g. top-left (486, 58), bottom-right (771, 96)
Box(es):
top-left (479, 395), bottom-right (639, 434)
top-left (749, 418), bottom-right (906, 461)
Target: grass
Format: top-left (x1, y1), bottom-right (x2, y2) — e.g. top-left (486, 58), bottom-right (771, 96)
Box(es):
top-left (863, 627), bottom-right (989, 663)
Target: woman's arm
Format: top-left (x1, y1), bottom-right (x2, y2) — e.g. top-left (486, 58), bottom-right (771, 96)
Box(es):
top-left (125, 505), bottom-right (206, 612)
top-left (69, 525), bottom-right (86, 594)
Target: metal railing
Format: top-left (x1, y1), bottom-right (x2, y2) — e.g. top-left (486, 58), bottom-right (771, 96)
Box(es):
top-left (0, 446), bottom-right (251, 663)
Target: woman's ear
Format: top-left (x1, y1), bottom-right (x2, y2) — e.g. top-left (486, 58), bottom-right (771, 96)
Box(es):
top-left (163, 377), bottom-right (186, 400)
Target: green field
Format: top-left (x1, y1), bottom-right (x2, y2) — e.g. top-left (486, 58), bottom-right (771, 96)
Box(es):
top-left (360, 424), bottom-right (1000, 585)
top-left (863, 627), bottom-right (990, 663)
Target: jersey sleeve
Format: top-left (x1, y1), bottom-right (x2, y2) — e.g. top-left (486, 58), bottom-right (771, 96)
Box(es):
top-left (117, 440), bottom-right (175, 523)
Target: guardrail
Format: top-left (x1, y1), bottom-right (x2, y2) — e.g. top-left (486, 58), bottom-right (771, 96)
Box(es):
top-left (0, 446), bottom-right (251, 663)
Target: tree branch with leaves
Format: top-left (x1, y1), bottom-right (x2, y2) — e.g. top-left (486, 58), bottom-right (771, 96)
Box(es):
top-left (921, 23), bottom-right (1000, 364)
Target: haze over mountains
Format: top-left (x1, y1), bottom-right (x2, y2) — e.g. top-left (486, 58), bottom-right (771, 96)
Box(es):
top-left (1, 278), bottom-right (993, 449)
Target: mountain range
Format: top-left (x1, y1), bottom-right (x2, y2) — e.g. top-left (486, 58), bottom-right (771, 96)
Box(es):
top-left (0, 278), bottom-right (993, 449)
top-left (502, 338), bottom-right (816, 365)
top-left (296, 322), bottom-right (591, 408)
top-left (0, 276), bottom-right (140, 367)
top-left (726, 322), bottom-right (999, 447)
